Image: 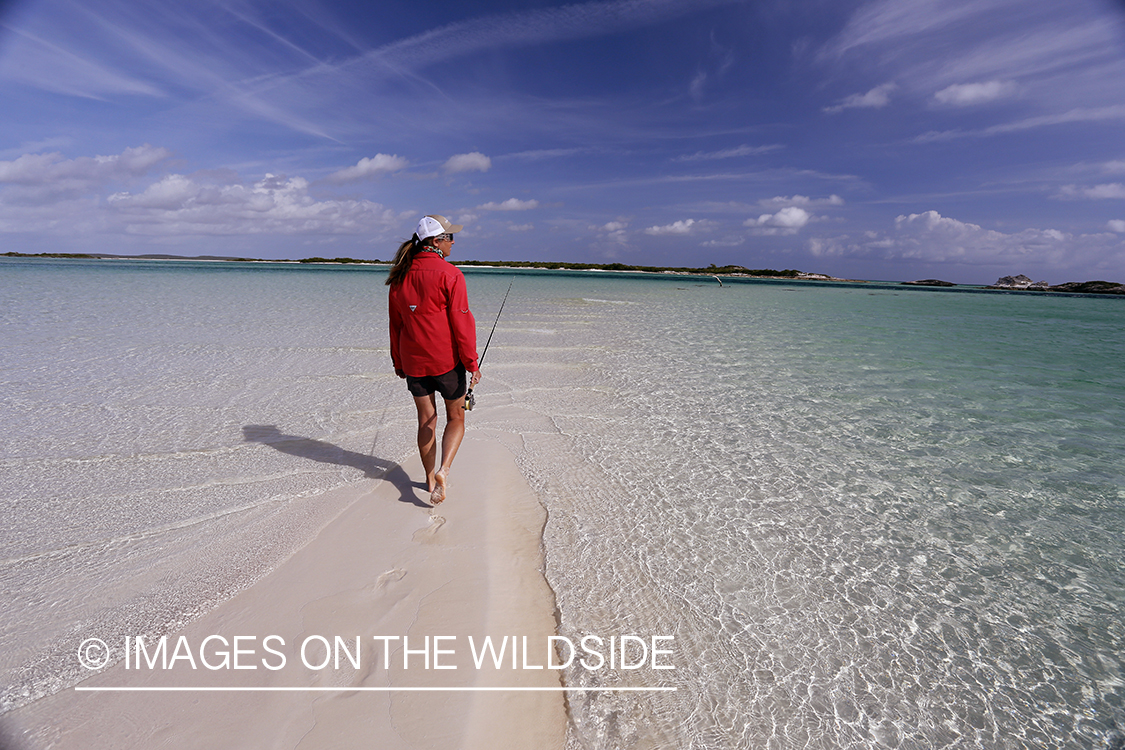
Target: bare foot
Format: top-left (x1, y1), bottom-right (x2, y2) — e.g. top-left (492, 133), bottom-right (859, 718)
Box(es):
top-left (430, 468), bottom-right (448, 505)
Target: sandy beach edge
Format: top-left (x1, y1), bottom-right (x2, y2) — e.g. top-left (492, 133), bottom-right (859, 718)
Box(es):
top-left (1, 435), bottom-right (567, 750)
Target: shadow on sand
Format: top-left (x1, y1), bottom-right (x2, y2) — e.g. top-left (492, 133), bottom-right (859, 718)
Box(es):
top-left (241, 425), bottom-right (429, 508)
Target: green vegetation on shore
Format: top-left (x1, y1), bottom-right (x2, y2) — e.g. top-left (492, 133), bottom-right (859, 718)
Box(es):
top-left (3, 251), bottom-right (799, 277)
top-left (3, 251), bottom-right (100, 259)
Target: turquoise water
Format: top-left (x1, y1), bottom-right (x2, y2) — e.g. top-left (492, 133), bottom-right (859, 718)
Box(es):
top-left (1, 258), bottom-right (1123, 748)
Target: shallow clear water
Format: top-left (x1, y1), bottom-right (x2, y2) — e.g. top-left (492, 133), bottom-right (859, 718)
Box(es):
top-left (2, 259), bottom-right (1123, 748)
top-left (0, 258), bottom-right (419, 711)
top-left (486, 273), bottom-right (1125, 749)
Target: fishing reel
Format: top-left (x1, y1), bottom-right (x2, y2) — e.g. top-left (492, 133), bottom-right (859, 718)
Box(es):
top-left (464, 389), bottom-right (476, 411)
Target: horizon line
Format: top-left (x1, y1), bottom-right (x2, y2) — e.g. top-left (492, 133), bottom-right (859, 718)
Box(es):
top-left (75, 685), bottom-right (677, 692)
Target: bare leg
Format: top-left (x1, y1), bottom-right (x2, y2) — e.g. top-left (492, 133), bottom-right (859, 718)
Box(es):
top-left (413, 393), bottom-right (439, 491)
top-left (430, 397), bottom-right (468, 503)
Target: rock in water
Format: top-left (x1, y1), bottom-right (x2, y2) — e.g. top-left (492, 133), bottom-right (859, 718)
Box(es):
top-left (987, 275), bottom-right (1049, 290)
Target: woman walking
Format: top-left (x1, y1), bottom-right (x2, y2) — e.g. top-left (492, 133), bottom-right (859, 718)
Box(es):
top-left (386, 215), bottom-right (481, 505)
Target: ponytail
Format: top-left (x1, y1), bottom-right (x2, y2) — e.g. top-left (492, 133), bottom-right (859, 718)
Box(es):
top-left (386, 234), bottom-right (422, 287)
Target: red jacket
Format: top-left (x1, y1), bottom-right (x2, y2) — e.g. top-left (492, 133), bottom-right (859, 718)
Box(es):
top-left (388, 252), bottom-right (479, 377)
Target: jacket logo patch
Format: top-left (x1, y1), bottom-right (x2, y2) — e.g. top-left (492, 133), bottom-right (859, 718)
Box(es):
top-left (409, 305), bottom-right (417, 312)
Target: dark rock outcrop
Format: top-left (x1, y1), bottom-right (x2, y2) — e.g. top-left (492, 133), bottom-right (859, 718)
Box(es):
top-left (1047, 280), bottom-right (1125, 295)
top-left (902, 279), bottom-right (956, 287)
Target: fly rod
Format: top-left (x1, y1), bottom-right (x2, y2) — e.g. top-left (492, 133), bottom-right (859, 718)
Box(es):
top-left (465, 281), bottom-right (512, 410)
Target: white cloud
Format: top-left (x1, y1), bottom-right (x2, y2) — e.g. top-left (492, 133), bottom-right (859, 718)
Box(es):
top-left (674, 144), bottom-right (784, 161)
top-left (824, 83), bottom-right (897, 113)
top-left (507, 223), bottom-right (534, 232)
top-left (1102, 161), bottom-right (1125, 175)
top-left (107, 174), bottom-right (199, 209)
top-left (443, 152), bottom-right (492, 174)
top-left (933, 80), bottom-right (1017, 106)
top-left (0, 144), bottom-right (172, 204)
top-left (325, 154), bottom-right (408, 183)
top-left (804, 209), bottom-right (1125, 277)
top-left (105, 173), bottom-right (401, 236)
top-left (1109, 220), bottom-right (1125, 233)
top-left (746, 206), bottom-right (810, 234)
top-left (478, 198), bottom-right (539, 211)
top-left (887, 210), bottom-right (1077, 266)
top-left (895, 210), bottom-right (987, 236)
top-left (644, 219), bottom-right (695, 235)
top-left (591, 219), bottom-right (629, 244)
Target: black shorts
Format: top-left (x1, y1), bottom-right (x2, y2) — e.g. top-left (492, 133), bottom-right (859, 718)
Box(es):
top-left (406, 365), bottom-right (467, 401)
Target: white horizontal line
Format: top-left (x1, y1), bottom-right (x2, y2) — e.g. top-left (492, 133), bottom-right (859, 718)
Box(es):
top-left (75, 686), bottom-right (676, 692)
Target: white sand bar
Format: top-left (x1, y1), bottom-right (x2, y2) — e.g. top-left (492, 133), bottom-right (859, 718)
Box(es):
top-left (5, 436), bottom-right (566, 750)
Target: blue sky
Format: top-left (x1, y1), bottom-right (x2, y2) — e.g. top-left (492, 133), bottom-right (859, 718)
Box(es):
top-left (1, 0), bottom-right (1124, 283)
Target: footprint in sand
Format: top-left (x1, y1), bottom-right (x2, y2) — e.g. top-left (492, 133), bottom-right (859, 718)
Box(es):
top-left (375, 568), bottom-right (406, 590)
top-left (411, 514), bottom-right (445, 543)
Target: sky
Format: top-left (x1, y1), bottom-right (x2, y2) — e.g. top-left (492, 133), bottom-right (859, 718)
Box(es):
top-left (1, 0), bottom-right (1124, 283)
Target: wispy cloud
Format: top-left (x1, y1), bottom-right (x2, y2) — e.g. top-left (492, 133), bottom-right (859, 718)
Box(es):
top-left (824, 83), bottom-right (897, 113)
top-left (478, 198), bottom-right (539, 211)
top-left (914, 105), bottom-right (1125, 143)
top-left (833, 0), bottom-right (1033, 55)
top-left (0, 24), bottom-right (164, 99)
top-left (674, 144), bottom-right (783, 162)
top-left (351, 0), bottom-right (748, 77)
top-left (501, 148), bottom-right (589, 161)
top-left (1057, 183), bottom-right (1125, 200)
top-left (824, 0), bottom-right (1124, 127)
top-left (932, 80), bottom-right (1016, 106)
top-left (759, 195), bottom-right (844, 208)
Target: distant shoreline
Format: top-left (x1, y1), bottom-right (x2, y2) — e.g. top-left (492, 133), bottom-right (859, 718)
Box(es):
top-left (0, 251), bottom-right (857, 283)
top-left (3, 252), bottom-right (1122, 295)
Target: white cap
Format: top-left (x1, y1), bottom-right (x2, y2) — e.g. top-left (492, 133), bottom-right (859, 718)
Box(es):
top-left (416, 214), bottom-right (463, 240)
